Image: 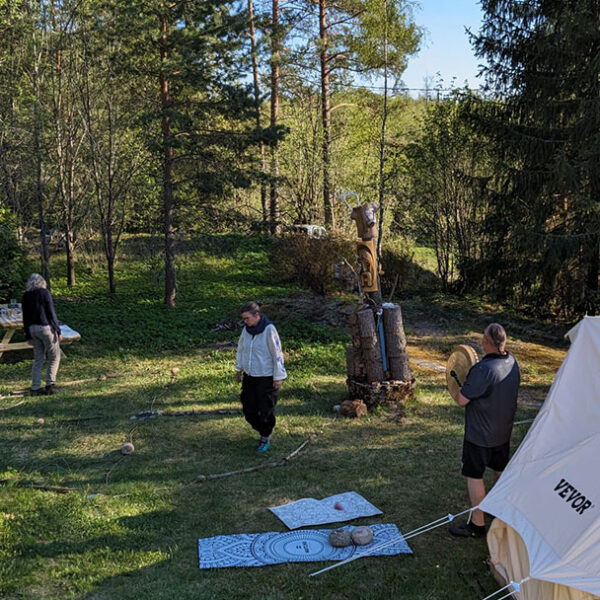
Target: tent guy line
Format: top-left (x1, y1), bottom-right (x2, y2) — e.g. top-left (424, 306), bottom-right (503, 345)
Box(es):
top-left (309, 507), bottom-right (473, 577)
top-left (481, 577), bottom-right (530, 600)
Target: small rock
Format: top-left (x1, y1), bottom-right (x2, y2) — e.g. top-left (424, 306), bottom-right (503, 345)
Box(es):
top-left (35, 418), bottom-right (45, 426)
top-left (171, 367), bottom-right (180, 376)
top-left (351, 526), bottom-right (374, 546)
top-left (333, 501), bottom-right (344, 511)
top-left (329, 528), bottom-right (352, 547)
top-left (120, 442), bottom-right (135, 455)
top-left (339, 399), bottom-right (367, 418)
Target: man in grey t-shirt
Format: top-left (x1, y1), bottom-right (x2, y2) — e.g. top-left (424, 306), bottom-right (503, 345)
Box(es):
top-left (450, 323), bottom-right (520, 538)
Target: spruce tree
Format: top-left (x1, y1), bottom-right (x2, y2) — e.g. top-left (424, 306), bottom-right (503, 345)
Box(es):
top-left (472, 0), bottom-right (600, 315)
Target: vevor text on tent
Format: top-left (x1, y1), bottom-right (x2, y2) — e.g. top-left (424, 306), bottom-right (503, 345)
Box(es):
top-left (554, 479), bottom-right (595, 515)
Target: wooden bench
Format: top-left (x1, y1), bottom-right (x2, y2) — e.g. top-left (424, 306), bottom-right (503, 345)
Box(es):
top-left (0, 305), bottom-right (80, 360)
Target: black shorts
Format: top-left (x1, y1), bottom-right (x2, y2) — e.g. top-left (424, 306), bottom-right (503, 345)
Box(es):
top-left (461, 439), bottom-right (510, 479)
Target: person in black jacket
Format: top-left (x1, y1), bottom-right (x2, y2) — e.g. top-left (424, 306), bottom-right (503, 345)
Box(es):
top-left (21, 274), bottom-right (63, 395)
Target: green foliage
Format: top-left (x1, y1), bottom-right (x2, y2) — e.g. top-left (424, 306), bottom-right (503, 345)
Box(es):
top-left (343, 0), bottom-right (422, 78)
top-left (399, 90), bottom-right (491, 291)
top-left (0, 207), bottom-right (26, 301)
top-left (380, 237), bottom-right (439, 296)
top-left (270, 233), bottom-right (355, 295)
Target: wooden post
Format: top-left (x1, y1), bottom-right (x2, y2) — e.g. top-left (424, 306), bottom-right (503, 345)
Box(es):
top-left (383, 304), bottom-right (411, 382)
top-left (356, 309), bottom-right (384, 383)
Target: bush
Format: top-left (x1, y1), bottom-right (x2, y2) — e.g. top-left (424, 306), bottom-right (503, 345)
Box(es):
top-left (270, 233), bottom-right (354, 295)
top-left (0, 207), bottom-right (26, 302)
top-left (380, 237), bottom-right (440, 298)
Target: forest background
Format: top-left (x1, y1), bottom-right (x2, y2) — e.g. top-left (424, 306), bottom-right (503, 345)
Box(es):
top-left (1, 0), bottom-right (599, 319)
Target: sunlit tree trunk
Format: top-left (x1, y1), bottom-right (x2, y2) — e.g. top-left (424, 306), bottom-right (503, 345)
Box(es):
top-left (159, 9), bottom-right (176, 306)
top-left (319, 0), bottom-right (335, 229)
top-left (269, 0), bottom-right (280, 234)
top-left (248, 0), bottom-right (268, 224)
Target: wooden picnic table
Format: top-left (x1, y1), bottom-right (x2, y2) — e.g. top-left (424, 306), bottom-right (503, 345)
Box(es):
top-left (0, 304), bottom-right (80, 360)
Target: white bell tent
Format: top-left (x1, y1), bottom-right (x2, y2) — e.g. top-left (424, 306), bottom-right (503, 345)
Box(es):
top-left (480, 316), bottom-right (600, 600)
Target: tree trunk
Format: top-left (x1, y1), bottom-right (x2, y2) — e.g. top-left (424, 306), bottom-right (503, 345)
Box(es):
top-left (66, 230), bottom-right (76, 286)
top-left (248, 0), bottom-right (268, 224)
top-left (376, 0), bottom-right (389, 262)
top-left (32, 57), bottom-right (51, 287)
top-left (159, 12), bottom-right (176, 307)
top-left (106, 227), bottom-right (116, 294)
top-left (269, 0), bottom-right (280, 234)
top-left (319, 0), bottom-right (335, 229)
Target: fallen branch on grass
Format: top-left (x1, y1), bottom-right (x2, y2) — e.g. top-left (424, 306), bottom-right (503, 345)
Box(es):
top-left (0, 400), bottom-right (25, 411)
top-left (104, 423), bottom-right (138, 483)
top-left (0, 479), bottom-right (75, 494)
top-left (56, 415), bottom-right (105, 423)
top-left (161, 409), bottom-right (241, 417)
top-left (195, 431), bottom-right (322, 482)
top-left (104, 456), bottom-right (126, 484)
top-left (0, 372), bottom-right (128, 400)
top-left (53, 372), bottom-right (127, 387)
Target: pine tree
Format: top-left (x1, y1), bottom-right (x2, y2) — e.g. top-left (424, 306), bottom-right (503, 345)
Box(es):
top-left (110, 0), bottom-right (258, 305)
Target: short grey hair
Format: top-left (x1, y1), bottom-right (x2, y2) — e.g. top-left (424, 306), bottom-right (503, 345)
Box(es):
top-left (26, 273), bottom-right (47, 291)
top-left (240, 301), bottom-right (260, 315)
top-left (485, 323), bottom-right (507, 349)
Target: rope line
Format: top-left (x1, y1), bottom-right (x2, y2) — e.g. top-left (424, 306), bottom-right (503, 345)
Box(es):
top-left (513, 418), bottom-right (535, 426)
top-left (308, 507), bottom-right (474, 577)
top-left (480, 577), bottom-right (530, 600)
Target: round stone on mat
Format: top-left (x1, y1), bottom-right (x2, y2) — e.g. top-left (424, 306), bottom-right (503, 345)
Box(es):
top-left (328, 528), bottom-right (352, 547)
top-left (351, 526), bottom-right (374, 545)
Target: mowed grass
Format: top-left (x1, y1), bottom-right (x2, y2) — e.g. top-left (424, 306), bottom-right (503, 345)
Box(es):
top-left (0, 235), bottom-right (567, 600)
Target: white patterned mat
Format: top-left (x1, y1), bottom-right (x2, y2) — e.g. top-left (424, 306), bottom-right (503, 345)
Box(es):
top-left (197, 523), bottom-right (411, 569)
top-left (269, 491), bottom-right (382, 529)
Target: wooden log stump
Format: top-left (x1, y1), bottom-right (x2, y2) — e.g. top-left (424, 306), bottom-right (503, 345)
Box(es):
top-left (356, 309), bottom-right (384, 383)
top-left (383, 304), bottom-right (411, 382)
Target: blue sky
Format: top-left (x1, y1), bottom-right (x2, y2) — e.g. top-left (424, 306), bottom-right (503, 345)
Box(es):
top-left (401, 0), bottom-right (485, 91)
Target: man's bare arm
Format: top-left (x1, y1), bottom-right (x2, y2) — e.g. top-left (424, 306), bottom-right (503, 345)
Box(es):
top-left (456, 390), bottom-right (471, 407)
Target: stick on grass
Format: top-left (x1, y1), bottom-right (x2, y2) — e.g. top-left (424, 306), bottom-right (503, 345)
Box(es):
top-left (195, 432), bottom-right (321, 482)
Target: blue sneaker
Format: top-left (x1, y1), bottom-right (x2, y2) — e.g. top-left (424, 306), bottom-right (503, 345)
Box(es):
top-left (257, 438), bottom-right (271, 453)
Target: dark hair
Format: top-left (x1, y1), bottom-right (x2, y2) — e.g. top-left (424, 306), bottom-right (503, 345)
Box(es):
top-left (485, 323), bottom-right (507, 349)
top-left (240, 301), bottom-right (260, 315)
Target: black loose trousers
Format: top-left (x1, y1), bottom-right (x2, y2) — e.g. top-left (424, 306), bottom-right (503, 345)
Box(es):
top-left (240, 374), bottom-right (278, 438)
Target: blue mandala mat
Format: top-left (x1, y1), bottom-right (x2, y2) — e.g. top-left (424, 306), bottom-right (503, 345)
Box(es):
top-left (197, 523), bottom-right (412, 569)
top-left (269, 491), bottom-right (382, 529)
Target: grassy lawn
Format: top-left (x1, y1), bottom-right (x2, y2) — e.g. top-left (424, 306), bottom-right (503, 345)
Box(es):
top-left (0, 235), bottom-right (567, 600)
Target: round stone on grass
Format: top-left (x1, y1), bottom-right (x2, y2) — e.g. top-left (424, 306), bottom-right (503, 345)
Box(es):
top-left (121, 442), bottom-right (135, 455)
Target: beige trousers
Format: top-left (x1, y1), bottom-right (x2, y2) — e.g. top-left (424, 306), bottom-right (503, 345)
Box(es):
top-left (30, 324), bottom-right (61, 390)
